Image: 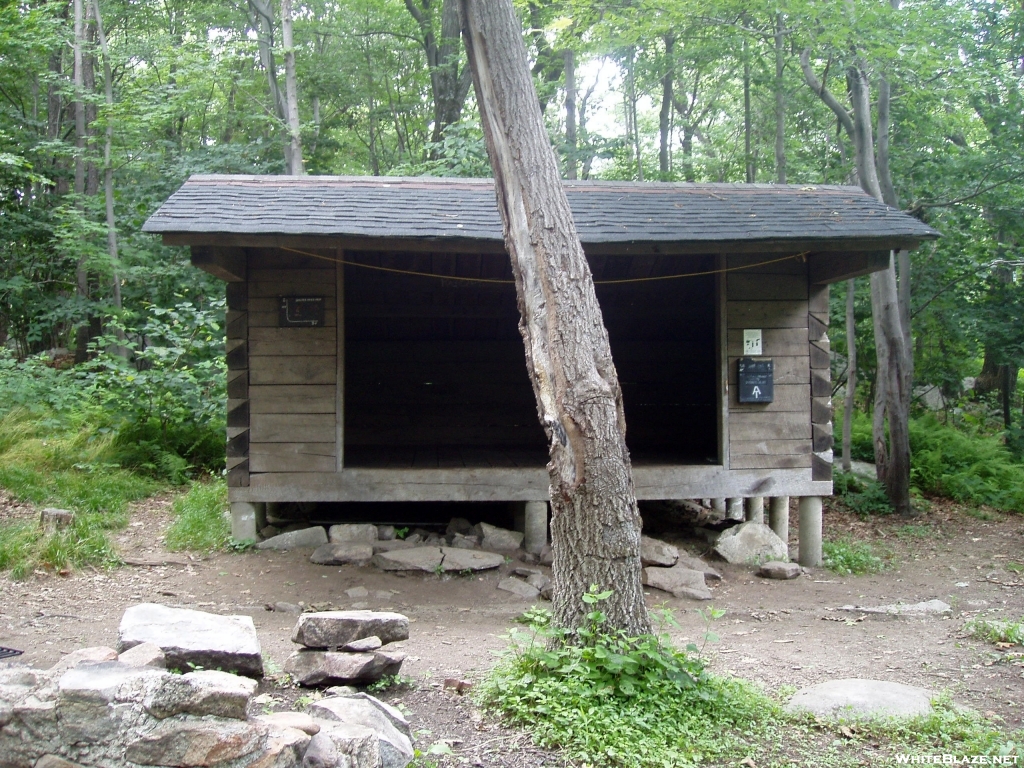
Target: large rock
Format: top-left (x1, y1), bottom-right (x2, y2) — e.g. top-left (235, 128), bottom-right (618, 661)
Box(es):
top-left (248, 725), bottom-right (311, 768)
top-left (144, 669), bottom-right (257, 720)
top-left (256, 527), bottom-right (328, 551)
top-left (125, 719), bottom-right (267, 767)
top-left (309, 694), bottom-right (413, 768)
top-left (640, 535), bottom-right (679, 567)
top-left (56, 662), bottom-right (169, 744)
top-left (676, 552), bottom-right (723, 581)
top-left (642, 566), bottom-right (712, 600)
top-left (838, 599), bottom-right (952, 617)
top-left (47, 646), bottom-right (119, 678)
top-left (371, 547), bottom-right (443, 572)
top-left (497, 577), bottom-right (540, 600)
top-left (371, 540), bottom-right (417, 554)
top-left (713, 522), bottom-right (788, 565)
top-left (328, 524), bottom-right (378, 544)
top-left (303, 722), bottom-right (380, 768)
top-left (758, 561), bottom-right (802, 580)
top-left (310, 543), bottom-right (374, 566)
top-left (439, 547), bottom-right (504, 572)
top-left (475, 523), bottom-right (523, 552)
top-left (784, 679), bottom-right (934, 719)
top-left (291, 611), bottom-right (409, 648)
top-left (284, 650), bottom-right (405, 687)
top-left (255, 711), bottom-right (321, 736)
top-left (34, 757), bottom-right (85, 768)
top-left (117, 603), bottom-right (264, 678)
top-left (117, 642), bottom-right (166, 669)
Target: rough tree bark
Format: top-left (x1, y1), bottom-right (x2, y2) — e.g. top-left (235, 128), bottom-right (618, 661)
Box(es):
top-left (459, 0), bottom-right (651, 636)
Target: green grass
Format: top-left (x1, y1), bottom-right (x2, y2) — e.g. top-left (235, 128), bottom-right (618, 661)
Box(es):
top-left (822, 537), bottom-right (888, 576)
top-left (965, 616), bottom-right (1024, 647)
top-left (165, 480), bottom-right (230, 552)
top-left (481, 601), bottom-right (1021, 767)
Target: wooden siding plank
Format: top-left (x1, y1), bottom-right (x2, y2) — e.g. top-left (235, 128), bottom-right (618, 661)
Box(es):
top-left (251, 413), bottom-right (336, 443)
top-left (249, 268), bottom-right (334, 284)
top-left (728, 355), bottom-right (809, 385)
top-left (727, 301), bottom-right (809, 329)
top-left (249, 310), bottom-right (337, 328)
top-left (727, 328), bottom-right (809, 357)
top-left (727, 273), bottom-right (808, 300)
top-left (250, 280), bottom-right (336, 299)
top-left (812, 396), bottom-right (833, 425)
top-left (249, 327), bottom-right (337, 356)
top-left (250, 442), bottom-right (337, 473)
top-left (730, 411), bottom-right (811, 441)
top-left (729, 384), bottom-right (810, 411)
top-left (249, 356), bottom-right (337, 386)
top-left (249, 385), bottom-right (336, 413)
top-left (730, 439), bottom-right (812, 456)
top-left (727, 254), bottom-right (808, 275)
top-left (249, 296), bottom-right (337, 314)
top-left (730, 454), bottom-right (812, 469)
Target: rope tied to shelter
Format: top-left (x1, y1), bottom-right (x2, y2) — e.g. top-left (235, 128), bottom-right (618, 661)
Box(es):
top-left (278, 246), bottom-right (810, 285)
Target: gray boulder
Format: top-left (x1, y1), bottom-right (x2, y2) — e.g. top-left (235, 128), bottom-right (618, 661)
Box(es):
top-left (497, 578), bottom-right (540, 600)
top-left (255, 711), bottom-right (322, 736)
top-left (117, 603), bottom-right (264, 677)
top-left (758, 561), bottom-right (802, 580)
top-left (144, 669), bottom-right (257, 720)
top-left (445, 518), bottom-right (475, 538)
top-left (785, 679), bottom-right (934, 719)
top-left (34, 757), bottom-right (85, 768)
top-left (448, 533), bottom-right (481, 550)
top-left (303, 722), bottom-right (380, 768)
top-left (257, 526), bottom-right (328, 550)
top-left (713, 522), bottom-right (788, 565)
top-left (125, 719), bottom-right (267, 766)
top-left (343, 636), bottom-right (383, 652)
top-left (310, 543), bottom-right (374, 566)
top-left (47, 647), bottom-right (119, 678)
top-left (309, 694), bottom-right (413, 768)
top-left (676, 552), bottom-right (723, 581)
top-left (475, 522), bottom-right (523, 551)
top-left (439, 547), bottom-right (504, 572)
top-left (56, 662), bottom-right (169, 744)
top-left (640, 535), bottom-right (679, 567)
top-left (371, 547), bottom-right (443, 572)
top-left (117, 642), bottom-right (166, 669)
top-left (291, 611), bottom-right (409, 648)
top-left (328, 524), bottom-right (379, 544)
top-left (248, 725), bottom-right (311, 768)
top-left (371, 540), bottom-right (417, 554)
top-left (642, 566), bottom-right (712, 600)
top-left (285, 650), bottom-right (405, 687)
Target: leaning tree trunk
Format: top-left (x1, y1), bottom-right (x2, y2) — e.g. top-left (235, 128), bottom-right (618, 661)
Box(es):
top-left (281, 0), bottom-right (303, 174)
top-left (842, 279), bottom-right (856, 472)
top-left (459, 0), bottom-right (651, 637)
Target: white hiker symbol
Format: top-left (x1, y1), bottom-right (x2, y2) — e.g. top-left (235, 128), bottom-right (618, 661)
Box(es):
top-left (752, 386), bottom-right (761, 398)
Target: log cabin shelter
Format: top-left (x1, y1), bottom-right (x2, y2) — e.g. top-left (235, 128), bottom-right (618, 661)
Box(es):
top-left (144, 175), bottom-right (937, 561)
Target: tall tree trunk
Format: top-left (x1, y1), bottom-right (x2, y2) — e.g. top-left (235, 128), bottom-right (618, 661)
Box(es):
top-left (564, 49), bottom-right (576, 180)
top-left (625, 50), bottom-right (643, 181)
top-left (281, 0), bottom-right (303, 174)
top-left (843, 279), bottom-right (856, 472)
top-left (774, 13), bottom-right (786, 184)
top-left (660, 35), bottom-right (674, 177)
top-left (460, 0), bottom-right (651, 637)
top-left (743, 34), bottom-right (753, 183)
top-left (73, 0), bottom-right (90, 363)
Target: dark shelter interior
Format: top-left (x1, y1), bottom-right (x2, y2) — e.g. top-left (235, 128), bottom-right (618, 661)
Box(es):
top-left (343, 250), bottom-right (718, 469)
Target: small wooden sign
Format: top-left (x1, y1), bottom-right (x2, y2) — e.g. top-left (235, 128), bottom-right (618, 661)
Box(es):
top-left (738, 357), bottom-right (773, 403)
top-left (278, 296), bottom-right (325, 327)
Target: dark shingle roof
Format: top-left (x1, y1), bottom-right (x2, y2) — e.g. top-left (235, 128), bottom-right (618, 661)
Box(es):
top-left (143, 175), bottom-right (938, 246)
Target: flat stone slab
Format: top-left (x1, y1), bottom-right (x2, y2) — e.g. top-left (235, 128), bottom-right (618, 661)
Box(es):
top-left (125, 719), bottom-right (267, 766)
top-left (117, 603), bottom-right (264, 677)
top-left (304, 722), bottom-right (380, 768)
top-left (785, 678), bottom-right (934, 719)
top-left (309, 694), bottom-right (413, 768)
top-left (714, 522), bottom-right (788, 564)
top-left (145, 669), bottom-right (257, 720)
top-left (311, 542), bottom-right (374, 566)
top-left (642, 565), bottom-right (712, 600)
top-left (475, 522), bottom-right (523, 551)
top-left (640, 535), bottom-right (679, 567)
top-left (838, 599), bottom-right (952, 617)
top-left (285, 649), bottom-right (405, 687)
top-left (758, 561), bottom-right (802, 580)
top-left (676, 552), bottom-right (723, 581)
top-left (371, 547), bottom-right (443, 572)
top-left (292, 610), bottom-right (410, 648)
top-left (497, 577), bottom-right (540, 600)
top-left (439, 547), bottom-right (504, 572)
top-left (256, 526), bottom-right (328, 550)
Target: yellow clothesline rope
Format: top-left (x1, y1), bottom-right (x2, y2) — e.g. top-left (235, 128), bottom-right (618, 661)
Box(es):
top-left (278, 246), bottom-right (808, 285)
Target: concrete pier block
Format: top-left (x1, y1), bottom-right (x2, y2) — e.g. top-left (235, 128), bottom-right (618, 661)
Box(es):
top-left (711, 498), bottom-right (726, 513)
top-left (524, 501), bottom-right (548, 554)
top-left (769, 496), bottom-right (790, 545)
top-left (726, 498), bottom-right (744, 521)
top-left (231, 502), bottom-right (264, 542)
top-left (798, 496), bottom-right (823, 567)
top-left (744, 497), bottom-right (764, 524)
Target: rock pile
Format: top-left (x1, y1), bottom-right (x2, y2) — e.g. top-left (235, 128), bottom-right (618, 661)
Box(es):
top-left (285, 611), bottom-right (409, 687)
top-left (0, 607), bottom-right (413, 767)
top-left (638, 535), bottom-right (721, 601)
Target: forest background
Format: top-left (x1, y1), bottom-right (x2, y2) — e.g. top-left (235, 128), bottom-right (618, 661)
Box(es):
top-left (1, 0), bottom-right (1023, 519)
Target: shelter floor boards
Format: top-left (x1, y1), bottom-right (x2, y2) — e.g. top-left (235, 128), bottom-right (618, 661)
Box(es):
top-left (343, 445), bottom-right (716, 469)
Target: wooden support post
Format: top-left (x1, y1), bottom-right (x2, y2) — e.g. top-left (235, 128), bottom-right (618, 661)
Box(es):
top-left (726, 498), bottom-right (744, 521)
top-left (231, 501), bottom-right (265, 541)
top-left (744, 496), bottom-right (764, 524)
top-left (711, 498), bottom-right (726, 514)
top-left (798, 496), bottom-right (822, 567)
top-left (769, 496), bottom-right (790, 546)
top-left (336, 254), bottom-right (345, 471)
top-left (524, 501), bottom-right (548, 554)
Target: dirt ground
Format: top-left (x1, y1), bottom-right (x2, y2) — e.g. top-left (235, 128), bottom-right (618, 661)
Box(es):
top-left (1, 491), bottom-right (1022, 766)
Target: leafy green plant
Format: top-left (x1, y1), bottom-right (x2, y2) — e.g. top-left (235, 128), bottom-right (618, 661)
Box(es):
top-left (165, 480), bottom-right (230, 552)
top-left (833, 470), bottom-right (894, 516)
top-left (823, 538), bottom-right (888, 575)
top-left (965, 617), bottom-right (1024, 647)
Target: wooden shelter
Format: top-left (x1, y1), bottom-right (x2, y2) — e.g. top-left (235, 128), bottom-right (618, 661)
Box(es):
top-left (144, 175), bottom-right (937, 563)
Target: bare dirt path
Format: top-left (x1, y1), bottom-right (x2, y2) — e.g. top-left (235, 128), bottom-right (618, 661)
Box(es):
top-left (1, 492), bottom-right (1022, 765)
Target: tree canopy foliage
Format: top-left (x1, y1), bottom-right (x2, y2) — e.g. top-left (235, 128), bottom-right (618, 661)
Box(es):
top-left (0, 0), bottom-right (1022, 477)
